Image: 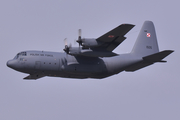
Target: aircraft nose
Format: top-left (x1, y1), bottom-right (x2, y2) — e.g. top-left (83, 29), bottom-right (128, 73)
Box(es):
top-left (7, 60), bottom-right (15, 68)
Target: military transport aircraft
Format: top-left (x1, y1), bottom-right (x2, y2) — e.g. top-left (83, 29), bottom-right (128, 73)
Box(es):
top-left (7, 21), bottom-right (173, 80)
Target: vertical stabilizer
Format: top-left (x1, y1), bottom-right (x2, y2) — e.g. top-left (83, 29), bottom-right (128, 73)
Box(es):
top-left (131, 21), bottom-right (159, 57)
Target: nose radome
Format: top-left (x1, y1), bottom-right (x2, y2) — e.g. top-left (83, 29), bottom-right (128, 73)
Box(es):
top-left (7, 59), bottom-right (23, 71)
top-left (7, 60), bottom-right (10, 67)
top-left (7, 60), bottom-right (14, 68)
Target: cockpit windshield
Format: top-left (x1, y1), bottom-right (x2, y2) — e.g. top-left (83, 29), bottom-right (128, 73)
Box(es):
top-left (13, 52), bottom-right (27, 59)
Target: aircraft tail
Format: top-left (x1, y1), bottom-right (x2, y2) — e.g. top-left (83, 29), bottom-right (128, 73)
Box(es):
top-left (126, 21), bottom-right (174, 72)
top-left (125, 50), bottom-right (174, 71)
top-left (131, 21), bottom-right (159, 57)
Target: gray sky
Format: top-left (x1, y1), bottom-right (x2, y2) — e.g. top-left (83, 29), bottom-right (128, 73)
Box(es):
top-left (1, 0), bottom-right (179, 120)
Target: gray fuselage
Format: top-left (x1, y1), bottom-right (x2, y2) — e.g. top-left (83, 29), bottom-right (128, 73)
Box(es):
top-left (7, 51), bottom-right (141, 79)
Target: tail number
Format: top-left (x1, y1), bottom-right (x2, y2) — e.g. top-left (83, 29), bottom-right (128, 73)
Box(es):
top-left (146, 46), bottom-right (152, 49)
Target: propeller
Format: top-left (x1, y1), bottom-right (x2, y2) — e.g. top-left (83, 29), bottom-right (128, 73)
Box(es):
top-left (63, 38), bottom-right (72, 54)
top-left (76, 29), bottom-right (83, 47)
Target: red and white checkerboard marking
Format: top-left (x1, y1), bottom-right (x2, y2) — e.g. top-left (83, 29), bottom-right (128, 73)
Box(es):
top-left (147, 33), bottom-right (151, 37)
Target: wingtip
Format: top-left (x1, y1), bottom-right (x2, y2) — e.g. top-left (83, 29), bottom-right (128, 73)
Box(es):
top-left (164, 50), bottom-right (174, 54)
top-left (122, 23), bottom-right (135, 27)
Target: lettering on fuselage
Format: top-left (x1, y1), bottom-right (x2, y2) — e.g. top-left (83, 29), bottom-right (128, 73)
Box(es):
top-left (30, 53), bottom-right (53, 57)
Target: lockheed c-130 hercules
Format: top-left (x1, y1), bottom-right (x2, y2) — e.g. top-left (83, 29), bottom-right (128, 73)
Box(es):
top-left (7, 21), bottom-right (173, 80)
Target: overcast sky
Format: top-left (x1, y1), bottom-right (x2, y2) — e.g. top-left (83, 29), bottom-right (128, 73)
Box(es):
top-left (1, 0), bottom-right (179, 120)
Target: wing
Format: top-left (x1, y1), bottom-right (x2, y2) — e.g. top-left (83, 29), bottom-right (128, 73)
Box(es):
top-left (95, 24), bottom-right (135, 51)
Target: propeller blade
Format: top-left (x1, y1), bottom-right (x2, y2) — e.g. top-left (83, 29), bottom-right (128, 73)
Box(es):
top-left (63, 38), bottom-right (69, 54)
top-left (77, 29), bottom-right (82, 47)
top-left (69, 43), bottom-right (72, 48)
top-left (78, 29), bottom-right (81, 38)
top-left (64, 38), bottom-right (67, 46)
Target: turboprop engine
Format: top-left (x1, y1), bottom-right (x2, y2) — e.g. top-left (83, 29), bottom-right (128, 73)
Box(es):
top-left (76, 29), bottom-right (102, 48)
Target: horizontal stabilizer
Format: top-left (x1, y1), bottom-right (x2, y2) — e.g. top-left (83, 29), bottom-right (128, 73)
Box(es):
top-left (143, 50), bottom-right (174, 62)
top-left (23, 74), bottom-right (45, 80)
top-left (125, 61), bottom-right (154, 72)
top-left (125, 50), bottom-right (174, 72)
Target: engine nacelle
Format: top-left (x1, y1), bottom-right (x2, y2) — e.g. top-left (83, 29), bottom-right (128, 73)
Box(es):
top-left (81, 38), bottom-right (102, 47)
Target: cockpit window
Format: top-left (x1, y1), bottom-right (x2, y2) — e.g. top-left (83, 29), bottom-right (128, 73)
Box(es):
top-left (13, 52), bottom-right (27, 59)
top-left (21, 52), bottom-right (27, 56)
top-left (13, 56), bottom-right (17, 59)
top-left (13, 53), bottom-right (20, 59)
